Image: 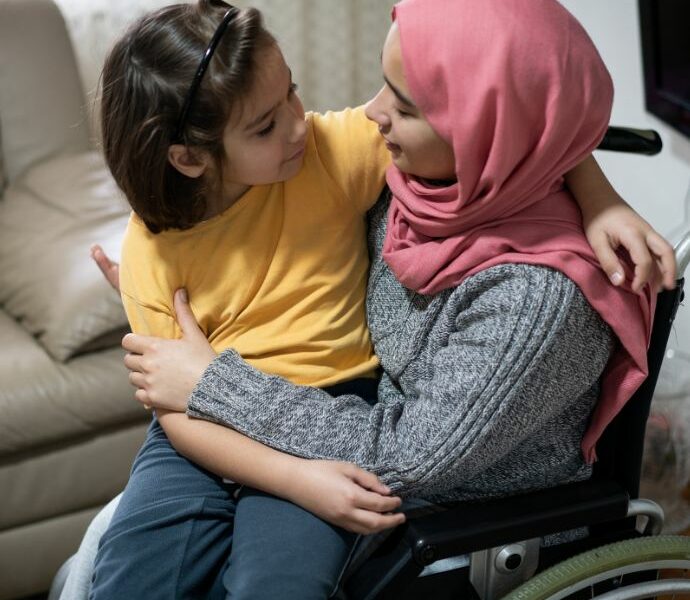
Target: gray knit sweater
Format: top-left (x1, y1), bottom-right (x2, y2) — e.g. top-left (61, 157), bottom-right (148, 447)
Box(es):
top-left (189, 194), bottom-right (615, 502)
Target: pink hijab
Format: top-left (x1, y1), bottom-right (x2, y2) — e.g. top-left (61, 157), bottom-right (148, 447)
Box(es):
top-left (383, 0), bottom-right (656, 462)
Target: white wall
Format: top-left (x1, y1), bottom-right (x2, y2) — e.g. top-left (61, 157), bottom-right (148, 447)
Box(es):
top-left (560, 0), bottom-right (690, 353)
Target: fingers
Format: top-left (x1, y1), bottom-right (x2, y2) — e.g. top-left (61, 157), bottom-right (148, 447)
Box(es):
top-left (90, 245), bottom-right (121, 292)
top-left (348, 466), bottom-right (392, 495)
top-left (128, 370), bottom-right (145, 389)
top-left (90, 245), bottom-right (111, 272)
top-left (355, 489), bottom-right (402, 514)
top-left (613, 228), bottom-right (654, 292)
top-left (589, 233), bottom-right (625, 286)
top-left (134, 388), bottom-right (151, 408)
top-left (122, 333), bottom-right (156, 354)
top-left (348, 509), bottom-right (406, 535)
top-left (646, 232), bottom-right (677, 290)
top-left (123, 352), bottom-right (144, 372)
top-left (173, 289), bottom-right (205, 339)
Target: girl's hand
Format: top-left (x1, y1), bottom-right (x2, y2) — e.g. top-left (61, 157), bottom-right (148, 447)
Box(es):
top-left (286, 460), bottom-right (405, 535)
top-left (584, 202), bottom-right (676, 292)
top-left (124, 289), bottom-right (216, 411)
top-left (91, 245), bottom-right (121, 292)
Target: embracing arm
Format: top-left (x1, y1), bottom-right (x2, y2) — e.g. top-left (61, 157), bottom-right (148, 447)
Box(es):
top-left (155, 409), bottom-right (404, 533)
top-left (565, 155), bottom-right (675, 290)
top-left (156, 409), bottom-right (299, 492)
top-left (120, 290), bottom-right (404, 533)
top-left (189, 265), bottom-right (614, 496)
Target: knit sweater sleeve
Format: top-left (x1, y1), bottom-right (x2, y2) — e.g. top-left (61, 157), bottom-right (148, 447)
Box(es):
top-left (188, 265), bottom-right (613, 496)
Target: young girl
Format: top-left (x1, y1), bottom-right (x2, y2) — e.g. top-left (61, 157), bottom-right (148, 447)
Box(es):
top-left (84, 0), bottom-right (673, 598)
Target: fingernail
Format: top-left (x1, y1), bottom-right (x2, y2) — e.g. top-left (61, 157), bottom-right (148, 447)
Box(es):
top-left (178, 289), bottom-right (188, 303)
top-left (610, 272), bottom-right (623, 285)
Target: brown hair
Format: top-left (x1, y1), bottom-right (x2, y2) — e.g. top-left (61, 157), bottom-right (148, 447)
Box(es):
top-left (100, 0), bottom-right (275, 233)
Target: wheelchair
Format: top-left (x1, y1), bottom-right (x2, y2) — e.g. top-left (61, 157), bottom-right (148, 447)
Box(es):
top-left (50, 128), bottom-right (690, 600)
top-left (341, 128), bottom-right (690, 600)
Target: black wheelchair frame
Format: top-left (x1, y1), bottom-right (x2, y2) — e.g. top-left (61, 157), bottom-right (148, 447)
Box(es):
top-left (342, 127), bottom-right (689, 600)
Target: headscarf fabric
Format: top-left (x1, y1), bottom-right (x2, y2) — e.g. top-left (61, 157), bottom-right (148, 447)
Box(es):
top-left (383, 0), bottom-right (656, 462)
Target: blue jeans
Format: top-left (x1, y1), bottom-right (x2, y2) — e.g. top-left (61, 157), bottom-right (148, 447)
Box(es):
top-left (90, 379), bottom-right (377, 600)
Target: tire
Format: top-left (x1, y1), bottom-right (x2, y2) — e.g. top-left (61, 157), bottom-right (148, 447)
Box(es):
top-left (502, 535), bottom-right (690, 600)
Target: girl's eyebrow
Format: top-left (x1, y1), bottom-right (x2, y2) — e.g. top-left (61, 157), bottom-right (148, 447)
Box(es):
top-left (383, 75), bottom-right (416, 108)
top-left (245, 69), bottom-right (293, 131)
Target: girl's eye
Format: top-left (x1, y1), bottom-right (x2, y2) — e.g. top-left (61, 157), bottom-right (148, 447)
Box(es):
top-left (395, 107), bottom-right (412, 118)
top-left (288, 82), bottom-right (299, 97)
top-left (257, 120), bottom-right (276, 137)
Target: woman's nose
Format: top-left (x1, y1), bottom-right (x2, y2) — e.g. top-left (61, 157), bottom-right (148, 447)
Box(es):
top-left (364, 88), bottom-right (391, 132)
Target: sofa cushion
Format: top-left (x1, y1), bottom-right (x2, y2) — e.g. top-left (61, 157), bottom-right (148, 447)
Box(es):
top-left (0, 309), bottom-right (146, 455)
top-left (0, 151), bottom-right (130, 361)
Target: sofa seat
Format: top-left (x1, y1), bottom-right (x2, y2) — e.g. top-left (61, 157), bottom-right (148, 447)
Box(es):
top-left (0, 304), bottom-right (149, 598)
top-left (0, 307), bottom-right (149, 598)
top-left (0, 307), bottom-right (147, 519)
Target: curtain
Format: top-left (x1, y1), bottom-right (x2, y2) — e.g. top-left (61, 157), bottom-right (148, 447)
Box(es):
top-left (244, 0), bottom-right (396, 112)
top-left (56, 0), bottom-right (396, 129)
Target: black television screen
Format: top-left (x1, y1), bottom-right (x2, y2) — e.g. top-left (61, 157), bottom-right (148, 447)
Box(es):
top-left (638, 0), bottom-right (690, 138)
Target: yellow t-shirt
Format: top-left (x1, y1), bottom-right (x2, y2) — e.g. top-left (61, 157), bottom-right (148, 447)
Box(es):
top-left (120, 106), bottom-right (390, 387)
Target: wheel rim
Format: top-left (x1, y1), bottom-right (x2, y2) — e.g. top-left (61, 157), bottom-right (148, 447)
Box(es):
top-left (502, 536), bottom-right (690, 600)
top-left (547, 560), bottom-right (690, 600)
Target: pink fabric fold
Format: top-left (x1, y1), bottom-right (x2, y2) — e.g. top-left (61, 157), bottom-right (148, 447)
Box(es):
top-left (384, 0), bottom-right (656, 462)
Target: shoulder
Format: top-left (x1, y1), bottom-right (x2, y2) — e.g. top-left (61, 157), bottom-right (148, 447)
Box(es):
top-left (453, 263), bottom-right (596, 323)
top-left (308, 106), bottom-right (384, 167)
top-left (450, 263), bottom-right (614, 360)
top-left (309, 106), bottom-right (375, 140)
top-left (120, 212), bottom-right (189, 288)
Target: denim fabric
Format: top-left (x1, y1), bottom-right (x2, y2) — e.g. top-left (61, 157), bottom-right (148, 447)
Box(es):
top-left (90, 378), bottom-right (378, 600)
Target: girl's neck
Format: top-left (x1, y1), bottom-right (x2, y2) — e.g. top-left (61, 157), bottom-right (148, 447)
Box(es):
top-left (203, 182), bottom-right (252, 220)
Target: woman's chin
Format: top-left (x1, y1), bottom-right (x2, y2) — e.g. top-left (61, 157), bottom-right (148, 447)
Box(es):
top-left (391, 155), bottom-right (413, 175)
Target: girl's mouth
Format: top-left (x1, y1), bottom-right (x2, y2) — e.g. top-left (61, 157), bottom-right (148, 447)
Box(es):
top-left (385, 140), bottom-right (402, 155)
top-left (286, 146), bottom-right (306, 162)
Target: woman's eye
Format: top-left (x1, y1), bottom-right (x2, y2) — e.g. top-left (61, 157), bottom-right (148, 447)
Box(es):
top-left (257, 120), bottom-right (276, 137)
top-left (288, 82), bottom-right (299, 97)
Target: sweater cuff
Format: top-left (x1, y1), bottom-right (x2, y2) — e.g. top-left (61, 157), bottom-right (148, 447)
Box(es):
top-left (187, 348), bottom-right (271, 422)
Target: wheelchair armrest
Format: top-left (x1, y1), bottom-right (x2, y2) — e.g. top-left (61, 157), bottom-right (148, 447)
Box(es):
top-left (404, 479), bottom-right (629, 566)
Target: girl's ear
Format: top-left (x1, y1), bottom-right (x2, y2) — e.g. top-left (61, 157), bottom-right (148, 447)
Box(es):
top-left (167, 145), bottom-right (209, 179)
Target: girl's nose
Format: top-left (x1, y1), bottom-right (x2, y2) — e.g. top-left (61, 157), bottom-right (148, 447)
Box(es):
top-left (290, 112), bottom-right (307, 144)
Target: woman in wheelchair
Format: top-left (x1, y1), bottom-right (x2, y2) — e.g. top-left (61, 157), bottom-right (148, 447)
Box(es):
top-left (63, 0), bottom-right (679, 598)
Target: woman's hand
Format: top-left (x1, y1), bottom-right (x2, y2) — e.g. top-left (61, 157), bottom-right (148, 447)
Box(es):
top-left (583, 200), bottom-right (676, 292)
top-left (91, 244), bottom-right (121, 292)
top-left (286, 460), bottom-right (406, 535)
top-left (124, 289), bottom-right (216, 411)
top-left (565, 156), bottom-right (676, 292)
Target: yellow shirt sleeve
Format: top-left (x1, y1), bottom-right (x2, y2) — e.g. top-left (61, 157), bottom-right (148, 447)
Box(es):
top-left (119, 290), bottom-right (180, 339)
top-left (311, 106), bottom-right (390, 214)
top-left (119, 215), bottom-right (181, 339)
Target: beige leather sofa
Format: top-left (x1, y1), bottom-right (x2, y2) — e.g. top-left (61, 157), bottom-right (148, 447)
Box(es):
top-left (0, 1), bottom-right (149, 597)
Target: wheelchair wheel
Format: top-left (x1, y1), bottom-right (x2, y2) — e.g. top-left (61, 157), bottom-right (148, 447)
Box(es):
top-left (502, 535), bottom-right (690, 600)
